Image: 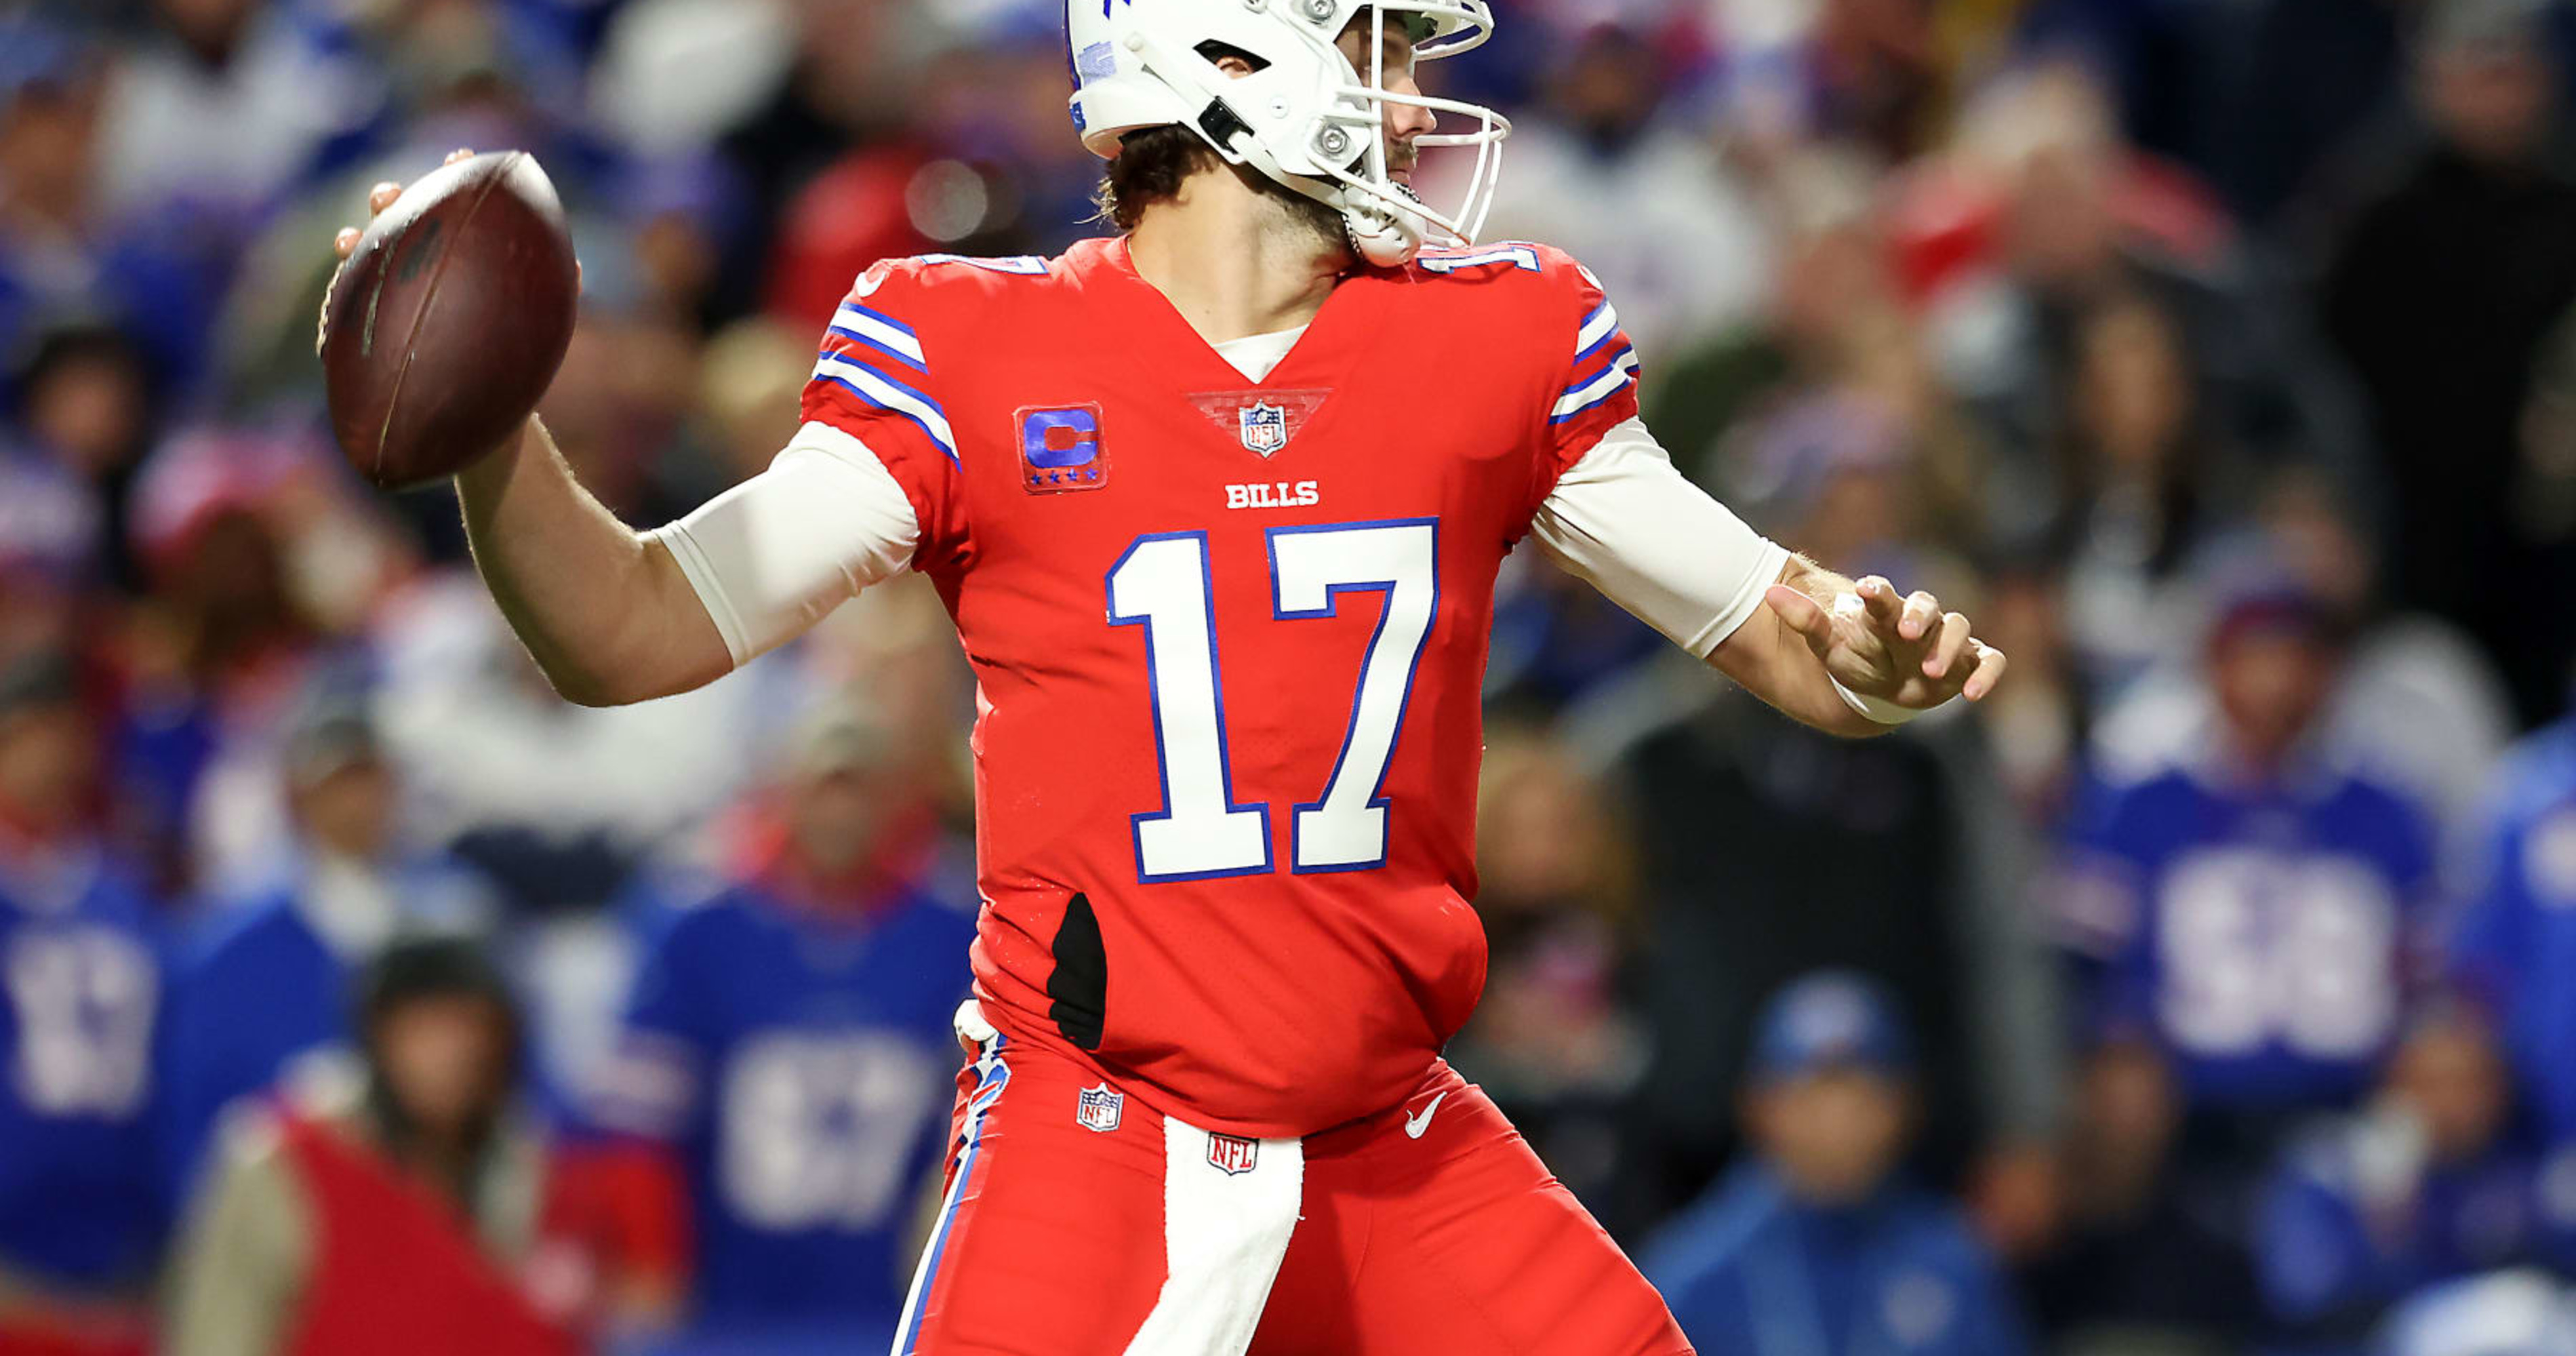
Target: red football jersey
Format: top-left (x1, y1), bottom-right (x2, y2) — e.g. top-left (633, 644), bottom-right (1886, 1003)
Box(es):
top-left (803, 236), bottom-right (1640, 1136)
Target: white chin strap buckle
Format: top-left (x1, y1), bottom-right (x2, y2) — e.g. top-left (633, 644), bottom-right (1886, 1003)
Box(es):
top-left (1343, 184), bottom-right (1430, 267)
top-left (1345, 206), bottom-right (1422, 266)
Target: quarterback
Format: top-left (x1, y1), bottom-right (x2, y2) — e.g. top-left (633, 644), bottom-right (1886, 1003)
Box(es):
top-left (329, 0), bottom-right (2004, 1351)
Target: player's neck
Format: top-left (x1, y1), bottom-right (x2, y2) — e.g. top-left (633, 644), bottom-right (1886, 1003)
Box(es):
top-left (1127, 177), bottom-right (1347, 345)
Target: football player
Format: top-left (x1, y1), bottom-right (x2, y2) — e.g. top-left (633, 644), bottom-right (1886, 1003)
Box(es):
top-left (325, 0), bottom-right (2006, 1349)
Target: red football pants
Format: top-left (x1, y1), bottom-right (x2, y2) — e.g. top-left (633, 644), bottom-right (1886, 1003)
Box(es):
top-left (891, 1017), bottom-right (1691, 1356)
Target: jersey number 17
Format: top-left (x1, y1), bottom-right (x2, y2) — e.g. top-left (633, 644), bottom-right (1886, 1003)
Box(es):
top-left (1108, 519), bottom-right (1438, 881)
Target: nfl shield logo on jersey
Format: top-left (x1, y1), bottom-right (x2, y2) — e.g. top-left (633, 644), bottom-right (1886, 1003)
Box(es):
top-left (1076, 1083), bottom-right (1124, 1134)
top-left (1207, 1133), bottom-right (1260, 1175)
top-left (1238, 402), bottom-right (1288, 458)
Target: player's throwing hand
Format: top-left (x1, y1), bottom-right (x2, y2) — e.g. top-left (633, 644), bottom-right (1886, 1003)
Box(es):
top-left (1764, 575), bottom-right (2008, 713)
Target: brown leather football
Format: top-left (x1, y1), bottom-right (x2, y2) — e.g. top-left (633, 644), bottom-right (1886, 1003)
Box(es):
top-left (321, 151), bottom-right (578, 490)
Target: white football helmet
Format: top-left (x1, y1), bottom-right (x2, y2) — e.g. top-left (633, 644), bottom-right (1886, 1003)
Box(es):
top-left (1066, 0), bottom-right (1511, 266)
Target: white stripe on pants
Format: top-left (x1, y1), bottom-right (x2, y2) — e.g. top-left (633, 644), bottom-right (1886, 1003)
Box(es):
top-left (1121, 1117), bottom-right (1303, 1356)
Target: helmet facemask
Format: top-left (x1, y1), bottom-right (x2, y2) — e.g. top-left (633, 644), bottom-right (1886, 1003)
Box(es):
top-left (1274, 0), bottom-right (1511, 264)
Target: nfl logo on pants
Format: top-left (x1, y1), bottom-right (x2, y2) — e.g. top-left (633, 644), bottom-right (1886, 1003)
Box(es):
top-left (1076, 1083), bottom-right (1123, 1134)
top-left (1207, 1134), bottom-right (1260, 1175)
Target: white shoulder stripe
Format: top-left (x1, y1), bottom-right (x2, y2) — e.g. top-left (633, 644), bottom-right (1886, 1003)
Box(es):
top-left (1575, 302), bottom-right (1619, 357)
top-left (813, 353), bottom-right (958, 456)
top-left (1550, 352), bottom-right (1641, 420)
top-left (833, 304), bottom-right (925, 363)
top-left (1418, 245), bottom-right (1542, 274)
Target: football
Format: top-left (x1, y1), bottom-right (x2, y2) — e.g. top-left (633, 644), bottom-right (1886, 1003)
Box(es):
top-left (321, 151), bottom-right (578, 490)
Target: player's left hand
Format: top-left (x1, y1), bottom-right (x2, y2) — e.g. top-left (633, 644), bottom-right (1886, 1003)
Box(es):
top-left (1765, 576), bottom-right (2007, 711)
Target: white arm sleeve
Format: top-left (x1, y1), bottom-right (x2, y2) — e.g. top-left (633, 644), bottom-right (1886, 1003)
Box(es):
top-left (1531, 417), bottom-right (1790, 658)
top-left (644, 420), bottom-right (923, 667)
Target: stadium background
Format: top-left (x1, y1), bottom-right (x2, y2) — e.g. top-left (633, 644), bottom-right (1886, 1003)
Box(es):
top-left (7, 0), bottom-right (2576, 1351)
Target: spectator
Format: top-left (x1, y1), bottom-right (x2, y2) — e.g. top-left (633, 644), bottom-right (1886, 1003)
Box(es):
top-left (4, 323), bottom-right (155, 593)
top-left (2020, 1014), bottom-right (2261, 1352)
top-left (2255, 1003), bottom-right (2545, 1353)
top-left (114, 427), bottom-right (352, 893)
top-left (0, 651), bottom-right (163, 1355)
top-left (157, 690), bottom-right (494, 1201)
top-left (1639, 971), bottom-right (2033, 1356)
top-left (0, 17), bottom-right (216, 407)
top-left (2259, 478), bottom-right (2517, 840)
top-left (2451, 704), bottom-right (2576, 1146)
top-left (2051, 291), bottom-right (2249, 698)
top-left (582, 704), bottom-right (975, 1347)
top-left (2053, 557), bottom-right (2441, 1176)
top-left (2319, 0), bottom-right (2576, 725)
top-left (2091, 504), bottom-right (2518, 848)
top-left (91, 0), bottom-right (382, 239)
top-left (165, 936), bottom-right (651, 1356)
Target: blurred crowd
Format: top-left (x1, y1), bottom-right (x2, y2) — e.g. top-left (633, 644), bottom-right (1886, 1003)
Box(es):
top-left (9, 0), bottom-right (2576, 1351)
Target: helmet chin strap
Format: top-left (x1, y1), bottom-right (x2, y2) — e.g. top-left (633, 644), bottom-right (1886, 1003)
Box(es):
top-left (1218, 120), bottom-right (1432, 268)
top-left (1199, 98), bottom-right (1430, 267)
top-left (1342, 183), bottom-right (1428, 268)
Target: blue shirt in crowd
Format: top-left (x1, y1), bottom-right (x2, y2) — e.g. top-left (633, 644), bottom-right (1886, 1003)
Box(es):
top-left (595, 872), bottom-right (976, 1341)
top-left (2057, 762), bottom-right (2437, 1112)
top-left (0, 844), bottom-right (165, 1288)
top-left (2255, 1120), bottom-right (2551, 1355)
top-left (2451, 717), bottom-right (2576, 1142)
top-left (1640, 1165), bottom-right (2032, 1356)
